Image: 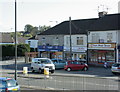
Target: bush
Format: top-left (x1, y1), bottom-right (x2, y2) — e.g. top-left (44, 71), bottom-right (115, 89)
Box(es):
top-left (1, 44), bottom-right (30, 57)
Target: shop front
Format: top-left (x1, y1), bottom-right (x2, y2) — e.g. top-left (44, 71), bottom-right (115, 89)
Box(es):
top-left (64, 46), bottom-right (87, 61)
top-left (38, 46), bottom-right (63, 59)
top-left (117, 45), bottom-right (120, 63)
top-left (88, 43), bottom-right (116, 66)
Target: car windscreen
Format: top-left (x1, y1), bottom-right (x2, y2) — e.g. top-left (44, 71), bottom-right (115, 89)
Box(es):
top-left (0, 80), bottom-right (6, 88)
top-left (40, 59), bottom-right (52, 64)
top-left (112, 64), bottom-right (120, 67)
top-left (6, 79), bottom-right (17, 87)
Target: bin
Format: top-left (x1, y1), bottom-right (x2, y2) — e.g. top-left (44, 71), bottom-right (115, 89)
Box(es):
top-left (23, 67), bottom-right (28, 75)
top-left (44, 68), bottom-right (49, 78)
top-left (44, 68), bottom-right (49, 75)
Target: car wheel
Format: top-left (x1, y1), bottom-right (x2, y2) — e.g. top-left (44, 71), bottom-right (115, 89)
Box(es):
top-left (31, 67), bottom-right (35, 73)
top-left (67, 68), bottom-right (71, 72)
top-left (83, 67), bottom-right (88, 71)
top-left (39, 68), bottom-right (42, 74)
top-left (51, 70), bottom-right (54, 74)
top-left (112, 72), bottom-right (119, 75)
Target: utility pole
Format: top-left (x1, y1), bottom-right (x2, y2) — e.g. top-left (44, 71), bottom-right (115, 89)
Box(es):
top-left (69, 17), bottom-right (72, 61)
top-left (15, 0), bottom-right (17, 80)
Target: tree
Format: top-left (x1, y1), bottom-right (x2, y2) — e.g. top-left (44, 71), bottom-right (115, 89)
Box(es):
top-left (24, 24), bottom-right (51, 36)
top-left (38, 25), bottom-right (51, 34)
top-left (31, 27), bottom-right (38, 36)
top-left (24, 24), bottom-right (33, 33)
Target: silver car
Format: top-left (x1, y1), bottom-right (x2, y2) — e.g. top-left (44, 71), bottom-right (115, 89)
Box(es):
top-left (0, 77), bottom-right (20, 92)
top-left (111, 63), bottom-right (120, 75)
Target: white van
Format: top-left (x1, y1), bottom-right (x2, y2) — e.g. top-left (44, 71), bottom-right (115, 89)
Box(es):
top-left (31, 58), bottom-right (55, 73)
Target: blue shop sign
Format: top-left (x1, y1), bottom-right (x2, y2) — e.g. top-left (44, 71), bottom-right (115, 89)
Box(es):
top-left (38, 46), bottom-right (63, 51)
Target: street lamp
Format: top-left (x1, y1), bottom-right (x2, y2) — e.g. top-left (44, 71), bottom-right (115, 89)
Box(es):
top-left (49, 21), bottom-right (58, 27)
top-left (49, 21), bottom-right (58, 24)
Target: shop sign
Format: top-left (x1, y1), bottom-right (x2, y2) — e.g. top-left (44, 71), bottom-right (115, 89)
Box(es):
top-left (64, 47), bottom-right (87, 52)
top-left (88, 43), bottom-right (115, 48)
top-left (38, 46), bottom-right (63, 51)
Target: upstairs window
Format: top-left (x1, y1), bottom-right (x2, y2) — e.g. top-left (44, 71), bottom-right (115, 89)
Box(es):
top-left (53, 37), bottom-right (59, 45)
top-left (107, 33), bottom-right (112, 42)
top-left (66, 37), bottom-right (70, 45)
top-left (92, 33), bottom-right (99, 43)
top-left (28, 41), bottom-right (31, 45)
top-left (77, 37), bottom-right (83, 45)
top-left (42, 37), bottom-right (45, 45)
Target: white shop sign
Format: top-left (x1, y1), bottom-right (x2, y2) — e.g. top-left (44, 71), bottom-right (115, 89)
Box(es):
top-left (64, 47), bottom-right (87, 52)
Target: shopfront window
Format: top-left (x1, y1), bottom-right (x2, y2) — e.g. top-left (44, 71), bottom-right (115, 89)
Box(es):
top-left (90, 50), bottom-right (98, 62)
top-left (106, 51), bottom-right (115, 62)
top-left (89, 50), bottom-right (115, 63)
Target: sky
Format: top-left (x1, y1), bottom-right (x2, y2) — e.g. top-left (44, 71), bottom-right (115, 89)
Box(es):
top-left (0, 0), bottom-right (119, 32)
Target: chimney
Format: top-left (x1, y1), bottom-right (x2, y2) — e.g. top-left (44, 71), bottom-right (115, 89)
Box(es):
top-left (98, 11), bottom-right (107, 18)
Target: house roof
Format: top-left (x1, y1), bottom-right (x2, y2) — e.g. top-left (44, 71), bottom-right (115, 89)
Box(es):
top-left (89, 13), bottom-right (120, 31)
top-left (28, 36), bottom-right (38, 40)
top-left (17, 37), bottom-right (30, 44)
top-left (0, 33), bottom-right (14, 43)
top-left (38, 18), bottom-right (98, 35)
top-left (38, 13), bottom-right (120, 35)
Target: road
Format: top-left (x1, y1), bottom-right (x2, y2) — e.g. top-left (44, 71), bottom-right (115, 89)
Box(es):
top-left (18, 75), bottom-right (119, 90)
top-left (0, 58), bottom-right (120, 91)
top-left (1, 69), bottom-right (119, 90)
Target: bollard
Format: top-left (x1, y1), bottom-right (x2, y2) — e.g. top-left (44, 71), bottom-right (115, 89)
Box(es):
top-left (44, 68), bottom-right (49, 79)
top-left (23, 67), bottom-right (28, 75)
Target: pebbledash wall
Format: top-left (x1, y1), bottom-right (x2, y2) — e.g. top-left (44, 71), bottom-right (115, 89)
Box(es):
top-left (88, 31), bottom-right (119, 66)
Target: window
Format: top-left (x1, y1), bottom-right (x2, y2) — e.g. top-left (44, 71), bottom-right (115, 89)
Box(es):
top-left (53, 37), bottom-right (59, 45)
top-left (7, 79), bottom-right (17, 87)
top-left (77, 37), bottom-right (83, 45)
top-left (42, 37), bottom-right (45, 45)
top-left (66, 37), bottom-right (70, 45)
top-left (28, 41), bottom-right (31, 45)
top-left (92, 33), bottom-right (99, 43)
top-left (107, 33), bottom-right (112, 42)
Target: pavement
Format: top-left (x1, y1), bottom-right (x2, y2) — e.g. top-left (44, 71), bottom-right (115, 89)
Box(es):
top-left (1, 57), bottom-right (120, 80)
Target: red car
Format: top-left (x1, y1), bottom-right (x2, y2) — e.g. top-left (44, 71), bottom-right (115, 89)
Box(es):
top-left (64, 60), bottom-right (88, 71)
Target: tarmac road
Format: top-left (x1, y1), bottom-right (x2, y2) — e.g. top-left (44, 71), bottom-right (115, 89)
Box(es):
top-left (1, 57), bottom-right (120, 90)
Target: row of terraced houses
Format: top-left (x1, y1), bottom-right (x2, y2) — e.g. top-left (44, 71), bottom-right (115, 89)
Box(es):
top-left (27, 12), bottom-right (120, 66)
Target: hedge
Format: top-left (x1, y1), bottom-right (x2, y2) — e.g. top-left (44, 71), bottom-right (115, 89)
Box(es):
top-left (1, 44), bottom-right (30, 57)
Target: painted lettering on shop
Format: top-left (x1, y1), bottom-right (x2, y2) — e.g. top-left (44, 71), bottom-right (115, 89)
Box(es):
top-left (91, 44), bottom-right (111, 48)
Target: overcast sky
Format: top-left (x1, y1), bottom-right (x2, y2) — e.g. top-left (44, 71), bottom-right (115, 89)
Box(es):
top-left (0, 0), bottom-right (119, 32)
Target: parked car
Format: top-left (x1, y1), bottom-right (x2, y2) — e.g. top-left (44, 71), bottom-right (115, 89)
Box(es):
top-left (0, 77), bottom-right (20, 92)
top-left (64, 60), bottom-right (88, 71)
top-left (51, 59), bottom-right (66, 69)
top-left (31, 58), bottom-right (55, 73)
top-left (111, 63), bottom-right (120, 75)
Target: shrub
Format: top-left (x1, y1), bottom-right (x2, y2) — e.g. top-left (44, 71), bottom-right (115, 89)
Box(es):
top-left (1, 44), bottom-right (30, 57)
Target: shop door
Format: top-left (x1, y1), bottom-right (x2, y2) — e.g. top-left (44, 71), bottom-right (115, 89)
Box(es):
top-left (98, 51), bottom-right (106, 63)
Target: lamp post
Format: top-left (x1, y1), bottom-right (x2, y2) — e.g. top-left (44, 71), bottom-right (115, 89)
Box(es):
top-left (15, 0), bottom-right (17, 80)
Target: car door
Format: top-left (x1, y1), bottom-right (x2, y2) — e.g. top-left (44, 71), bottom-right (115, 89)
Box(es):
top-left (74, 62), bottom-right (80, 70)
top-left (78, 62), bottom-right (84, 70)
top-left (59, 60), bottom-right (66, 68)
top-left (52, 60), bottom-right (59, 69)
top-left (71, 62), bottom-right (78, 70)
